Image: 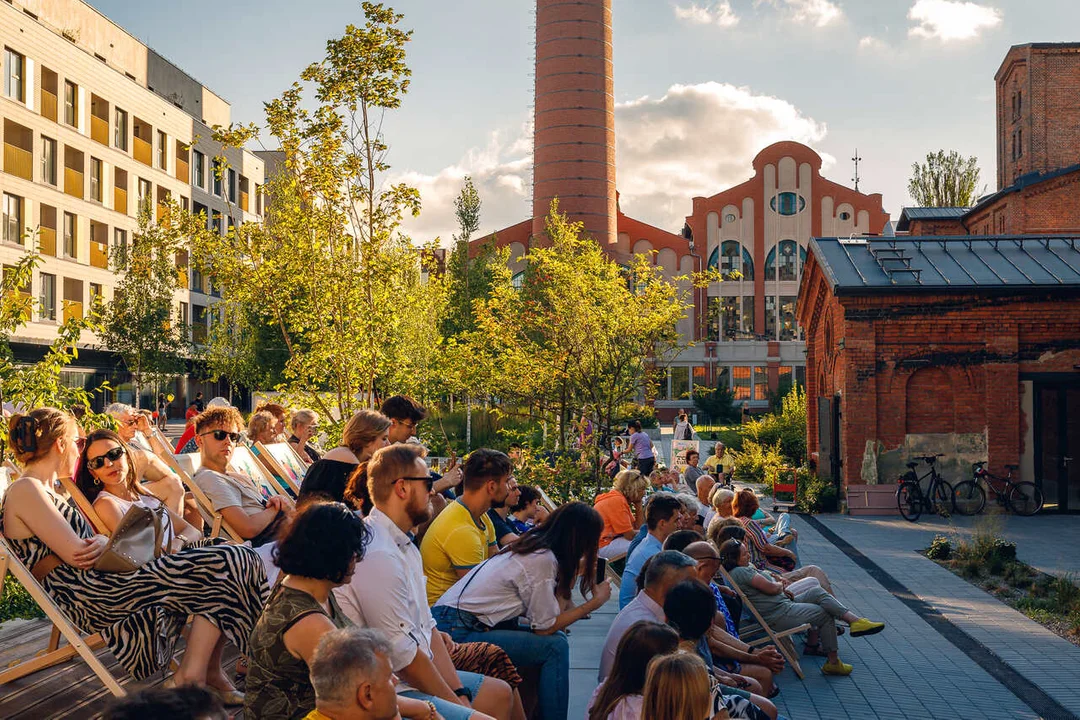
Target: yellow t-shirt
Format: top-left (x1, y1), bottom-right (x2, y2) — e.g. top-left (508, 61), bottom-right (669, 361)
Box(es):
top-left (704, 452), bottom-right (734, 475)
top-left (420, 499), bottom-right (497, 606)
top-left (304, 710), bottom-right (331, 720)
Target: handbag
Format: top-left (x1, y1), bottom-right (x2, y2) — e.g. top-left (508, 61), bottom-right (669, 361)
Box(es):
top-left (94, 502), bottom-right (169, 573)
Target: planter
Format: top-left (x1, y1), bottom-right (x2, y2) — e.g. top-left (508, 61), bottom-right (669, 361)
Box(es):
top-left (845, 483), bottom-right (899, 516)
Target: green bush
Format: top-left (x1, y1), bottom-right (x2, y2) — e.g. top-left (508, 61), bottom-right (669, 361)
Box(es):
top-left (796, 467), bottom-right (837, 513)
top-left (0, 575), bottom-right (44, 622)
top-left (512, 447), bottom-right (598, 505)
top-left (612, 403), bottom-right (658, 430)
top-left (926, 535), bottom-right (952, 560)
top-left (1048, 574), bottom-right (1080, 614)
top-left (741, 385), bottom-right (807, 466)
top-left (731, 440), bottom-right (785, 486)
top-left (692, 382), bottom-right (741, 424)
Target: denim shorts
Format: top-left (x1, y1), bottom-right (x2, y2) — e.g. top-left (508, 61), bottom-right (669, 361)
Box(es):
top-left (399, 671), bottom-right (487, 720)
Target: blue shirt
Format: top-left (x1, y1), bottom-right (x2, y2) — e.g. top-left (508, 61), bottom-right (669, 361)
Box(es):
top-left (625, 523), bottom-right (650, 561)
top-left (619, 532), bottom-right (662, 608)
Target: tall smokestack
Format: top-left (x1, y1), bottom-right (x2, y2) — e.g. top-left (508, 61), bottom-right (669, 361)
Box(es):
top-left (532, 0), bottom-right (617, 244)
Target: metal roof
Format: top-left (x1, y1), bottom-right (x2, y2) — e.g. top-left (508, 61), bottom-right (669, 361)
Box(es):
top-left (809, 236), bottom-right (1080, 295)
top-left (895, 207), bottom-right (969, 231)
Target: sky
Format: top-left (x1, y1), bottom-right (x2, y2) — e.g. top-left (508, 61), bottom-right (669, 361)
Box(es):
top-left (91, 0), bottom-right (1080, 244)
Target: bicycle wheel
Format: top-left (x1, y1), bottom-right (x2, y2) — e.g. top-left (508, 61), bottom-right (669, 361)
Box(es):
top-left (1007, 482), bottom-right (1044, 516)
top-left (952, 481), bottom-right (986, 515)
top-left (932, 479), bottom-right (954, 515)
top-left (897, 482), bottom-right (923, 522)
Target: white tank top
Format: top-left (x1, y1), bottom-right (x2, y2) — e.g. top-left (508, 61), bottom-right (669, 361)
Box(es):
top-left (98, 491), bottom-right (174, 552)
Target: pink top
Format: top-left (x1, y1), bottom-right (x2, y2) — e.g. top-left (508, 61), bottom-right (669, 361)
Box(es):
top-left (586, 686), bottom-right (642, 720)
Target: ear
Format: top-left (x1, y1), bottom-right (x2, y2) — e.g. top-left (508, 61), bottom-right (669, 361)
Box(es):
top-left (355, 680), bottom-right (373, 710)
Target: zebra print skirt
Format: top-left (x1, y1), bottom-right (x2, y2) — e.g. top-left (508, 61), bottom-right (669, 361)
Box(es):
top-left (44, 539), bottom-right (268, 680)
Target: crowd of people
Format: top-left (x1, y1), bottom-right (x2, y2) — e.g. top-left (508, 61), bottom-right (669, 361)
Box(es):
top-left (1, 400), bottom-right (887, 720)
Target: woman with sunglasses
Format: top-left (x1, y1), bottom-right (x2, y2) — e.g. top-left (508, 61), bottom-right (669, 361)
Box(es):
top-left (3, 409), bottom-right (267, 702)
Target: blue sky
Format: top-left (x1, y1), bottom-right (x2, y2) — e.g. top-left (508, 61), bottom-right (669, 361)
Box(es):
top-left (92, 0), bottom-right (1080, 243)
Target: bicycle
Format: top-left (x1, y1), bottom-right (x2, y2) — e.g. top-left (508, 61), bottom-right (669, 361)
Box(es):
top-left (952, 462), bottom-right (1044, 516)
top-left (895, 454), bottom-right (954, 522)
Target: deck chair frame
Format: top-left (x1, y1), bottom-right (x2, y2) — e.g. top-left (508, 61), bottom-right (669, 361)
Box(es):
top-left (717, 565), bottom-right (811, 679)
top-left (251, 442), bottom-right (301, 496)
top-left (145, 434), bottom-right (243, 543)
top-left (536, 487), bottom-right (558, 514)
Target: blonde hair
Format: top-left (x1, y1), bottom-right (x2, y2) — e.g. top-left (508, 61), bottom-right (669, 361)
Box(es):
top-left (340, 410), bottom-right (391, 454)
top-left (247, 411), bottom-right (276, 442)
top-left (291, 409), bottom-right (318, 431)
top-left (612, 469), bottom-right (647, 500)
top-left (642, 652), bottom-right (712, 720)
top-left (367, 444), bottom-right (427, 503)
top-left (7, 408), bottom-right (75, 466)
top-left (193, 406), bottom-right (244, 434)
top-left (710, 486), bottom-right (734, 512)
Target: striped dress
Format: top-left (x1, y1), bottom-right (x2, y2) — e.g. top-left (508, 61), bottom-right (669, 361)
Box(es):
top-left (0, 492), bottom-right (268, 680)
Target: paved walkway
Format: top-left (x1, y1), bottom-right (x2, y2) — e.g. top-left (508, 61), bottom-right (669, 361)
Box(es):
top-left (568, 513), bottom-right (1080, 719)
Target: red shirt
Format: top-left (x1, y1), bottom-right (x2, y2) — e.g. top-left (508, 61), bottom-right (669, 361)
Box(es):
top-left (594, 490), bottom-right (634, 548)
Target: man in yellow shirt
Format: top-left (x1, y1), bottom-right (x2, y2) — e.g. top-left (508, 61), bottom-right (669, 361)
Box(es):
top-left (420, 449), bottom-right (512, 605)
top-left (703, 441), bottom-right (735, 481)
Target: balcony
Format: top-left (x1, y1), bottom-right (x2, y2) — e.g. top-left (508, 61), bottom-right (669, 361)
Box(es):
top-left (175, 158), bottom-right (189, 184)
top-left (240, 190), bottom-right (249, 213)
top-left (114, 187), bottom-right (127, 215)
top-left (62, 299), bottom-right (83, 324)
top-left (133, 136), bottom-right (152, 167)
top-left (90, 115), bottom-right (109, 146)
top-left (64, 168), bottom-right (84, 199)
top-left (4, 144), bottom-right (32, 181)
top-left (39, 226), bottom-right (56, 256)
top-left (41, 90), bottom-right (57, 122)
top-left (90, 241), bottom-right (109, 269)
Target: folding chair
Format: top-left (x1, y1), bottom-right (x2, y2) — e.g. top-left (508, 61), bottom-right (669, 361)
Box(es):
top-left (229, 446), bottom-right (289, 502)
top-left (161, 452), bottom-right (243, 543)
top-left (251, 442), bottom-right (303, 496)
top-left (536, 487), bottom-right (558, 514)
top-left (56, 476), bottom-right (108, 535)
top-left (602, 549), bottom-right (626, 587)
top-left (717, 565), bottom-right (811, 679)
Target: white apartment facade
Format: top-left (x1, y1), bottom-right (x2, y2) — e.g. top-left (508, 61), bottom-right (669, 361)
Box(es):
top-left (1, 0), bottom-right (264, 408)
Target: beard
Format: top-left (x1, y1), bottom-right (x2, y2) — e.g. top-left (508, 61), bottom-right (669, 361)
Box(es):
top-left (489, 496), bottom-right (507, 509)
top-left (407, 494), bottom-right (433, 526)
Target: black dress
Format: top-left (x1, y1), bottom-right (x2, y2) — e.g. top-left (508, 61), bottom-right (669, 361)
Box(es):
top-left (296, 458), bottom-right (361, 508)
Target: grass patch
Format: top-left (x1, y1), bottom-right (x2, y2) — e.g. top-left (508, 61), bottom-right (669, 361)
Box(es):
top-left (0, 574), bottom-right (44, 623)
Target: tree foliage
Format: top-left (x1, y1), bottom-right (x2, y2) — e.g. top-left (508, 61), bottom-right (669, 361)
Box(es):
top-left (100, 204), bottom-right (190, 408)
top-left (908, 149), bottom-right (982, 207)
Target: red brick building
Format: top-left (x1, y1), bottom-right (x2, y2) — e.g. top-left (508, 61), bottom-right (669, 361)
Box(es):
top-left (798, 236), bottom-right (1080, 512)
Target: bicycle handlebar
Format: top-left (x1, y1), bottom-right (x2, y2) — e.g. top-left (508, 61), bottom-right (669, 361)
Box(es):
top-left (915, 454), bottom-right (945, 462)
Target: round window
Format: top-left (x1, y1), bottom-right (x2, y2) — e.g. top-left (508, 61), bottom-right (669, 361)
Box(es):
top-left (725, 213), bottom-right (737, 223)
top-left (770, 192), bottom-right (805, 216)
top-left (839, 211), bottom-right (852, 221)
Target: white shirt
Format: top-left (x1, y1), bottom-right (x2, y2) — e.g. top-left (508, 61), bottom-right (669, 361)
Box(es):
top-left (598, 590), bottom-right (664, 682)
top-left (434, 549), bottom-right (561, 631)
top-left (334, 508), bottom-right (436, 683)
top-left (587, 687), bottom-right (643, 720)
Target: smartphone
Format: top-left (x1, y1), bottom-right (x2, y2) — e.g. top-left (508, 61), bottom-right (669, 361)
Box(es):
top-left (595, 558), bottom-right (608, 585)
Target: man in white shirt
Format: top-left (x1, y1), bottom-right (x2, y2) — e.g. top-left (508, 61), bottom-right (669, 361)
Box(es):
top-left (599, 550), bottom-right (697, 682)
top-left (335, 444), bottom-right (513, 720)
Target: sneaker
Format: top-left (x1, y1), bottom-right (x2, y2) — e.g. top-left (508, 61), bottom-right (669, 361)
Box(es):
top-left (849, 618), bottom-right (885, 637)
top-left (822, 660), bottom-right (853, 676)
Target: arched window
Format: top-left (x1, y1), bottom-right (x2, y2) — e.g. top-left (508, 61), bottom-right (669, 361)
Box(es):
top-left (511, 271), bottom-right (524, 289)
top-left (709, 241), bottom-right (754, 280)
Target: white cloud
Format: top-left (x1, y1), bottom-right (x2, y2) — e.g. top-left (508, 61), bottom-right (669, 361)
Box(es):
top-left (783, 0), bottom-right (843, 27)
top-left (858, 35), bottom-right (885, 49)
top-left (397, 82), bottom-right (831, 243)
top-left (907, 0), bottom-right (1002, 41)
top-left (674, 1), bottom-right (739, 28)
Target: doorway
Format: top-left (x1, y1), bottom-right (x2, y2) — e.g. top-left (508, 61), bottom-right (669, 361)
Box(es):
top-left (1034, 381), bottom-right (1080, 512)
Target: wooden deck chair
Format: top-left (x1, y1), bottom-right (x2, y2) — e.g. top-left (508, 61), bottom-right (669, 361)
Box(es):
top-left (162, 452), bottom-right (243, 543)
top-left (251, 442), bottom-right (302, 496)
top-left (229, 446), bottom-right (288, 503)
top-left (717, 565), bottom-right (811, 679)
top-left (602, 549), bottom-right (626, 587)
top-left (536, 487), bottom-right (559, 514)
top-left (55, 477), bottom-right (108, 535)
top-left (0, 484), bottom-right (119, 694)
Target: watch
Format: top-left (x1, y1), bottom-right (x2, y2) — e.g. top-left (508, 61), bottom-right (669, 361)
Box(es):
top-left (453, 686), bottom-right (473, 702)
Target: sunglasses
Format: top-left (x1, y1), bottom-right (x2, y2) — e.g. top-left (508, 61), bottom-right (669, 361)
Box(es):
top-left (200, 429), bottom-right (241, 443)
top-left (399, 475), bottom-right (435, 492)
top-left (87, 445), bottom-right (125, 470)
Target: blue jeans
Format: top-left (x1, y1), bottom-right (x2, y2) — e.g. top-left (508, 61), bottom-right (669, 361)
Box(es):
top-left (432, 605), bottom-right (569, 720)
top-left (399, 670), bottom-right (486, 720)
top-left (767, 513), bottom-right (800, 566)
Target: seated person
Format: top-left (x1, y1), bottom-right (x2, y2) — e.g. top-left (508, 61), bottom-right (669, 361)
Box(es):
top-left (675, 493), bottom-right (705, 533)
top-left (297, 410), bottom-right (390, 512)
top-left (288, 409), bottom-right (322, 464)
top-left (104, 686), bottom-right (227, 720)
top-left (664, 580), bottom-right (776, 720)
top-left (253, 402), bottom-right (289, 443)
top-left (619, 494), bottom-right (684, 608)
top-left (192, 407), bottom-right (293, 548)
top-left (642, 651), bottom-right (727, 720)
top-left (587, 621), bottom-right (679, 720)
top-left (720, 539), bottom-right (885, 677)
top-left (336, 444), bottom-right (516, 720)
top-left (732, 489), bottom-right (832, 591)
top-left (703, 442), bottom-right (734, 483)
top-left (683, 449), bottom-right (706, 485)
top-left (593, 469), bottom-right (646, 560)
top-left (247, 410), bottom-right (279, 447)
top-left (506, 485), bottom-right (542, 534)
top-left (486, 477), bottom-right (522, 548)
top-left (305, 628), bottom-right (402, 720)
top-left (662, 529), bottom-right (703, 554)
top-left (5, 408), bottom-right (265, 698)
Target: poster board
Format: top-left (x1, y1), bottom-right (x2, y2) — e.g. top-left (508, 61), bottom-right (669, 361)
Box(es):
top-left (254, 442), bottom-right (306, 495)
top-left (671, 439), bottom-right (700, 474)
top-left (229, 446), bottom-right (283, 502)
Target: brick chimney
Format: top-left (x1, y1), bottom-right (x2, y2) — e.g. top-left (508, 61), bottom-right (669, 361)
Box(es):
top-left (532, 0), bottom-right (617, 244)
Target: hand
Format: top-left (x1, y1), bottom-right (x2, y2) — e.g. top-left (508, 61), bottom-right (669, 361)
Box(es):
top-left (72, 535), bottom-right (109, 569)
top-left (443, 467), bottom-right (464, 488)
top-left (135, 415), bottom-right (152, 434)
top-left (439, 630), bottom-right (457, 654)
top-left (754, 646), bottom-right (785, 673)
top-left (783, 589), bottom-right (795, 601)
top-left (716, 585), bottom-right (736, 597)
top-left (589, 579), bottom-right (612, 608)
top-left (169, 537), bottom-right (186, 554)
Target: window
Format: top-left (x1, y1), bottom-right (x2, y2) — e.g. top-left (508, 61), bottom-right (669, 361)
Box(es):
top-left (228, 168), bottom-right (236, 201)
top-left (707, 242), bottom-right (754, 280)
top-left (41, 137), bottom-right (57, 185)
top-left (779, 296), bottom-right (797, 341)
top-left (90, 157), bottom-right (102, 201)
top-left (137, 178), bottom-right (152, 210)
top-left (721, 296), bottom-right (739, 340)
top-left (3, 193), bottom-right (21, 244)
top-left (1017, 90), bottom-right (1022, 115)
top-left (770, 192), bottom-right (805, 216)
top-left (765, 295), bottom-right (777, 339)
top-left (179, 301), bottom-right (189, 330)
top-left (742, 295), bottom-right (754, 336)
top-left (114, 228), bottom-right (127, 264)
top-left (211, 159), bottom-right (222, 196)
top-left (671, 366), bottom-right (690, 401)
top-left (724, 213), bottom-right (737, 223)
top-left (39, 272), bottom-right (56, 321)
top-left (64, 80), bottom-right (78, 126)
top-left (4, 48), bottom-right (25, 102)
top-left (732, 366), bottom-right (751, 401)
top-left (192, 150), bottom-right (205, 188)
top-left (838, 211), bottom-right (851, 221)
top-left (114, 108), bottom-right (128, 150)
top-left (63, 212), bottom-right (77, 258)
top-left (777, 240), bottom-right (798, 281)
top-left (89, 282), bottom-right (102, 302)
top-left (157, 130), bottom-right (167, 169)
top-left (753, 367), bottom-right (769, 401)
top-left (1018, 129), bottom-right (1023, 158)
top-left (211, 210), bottom-right (222, 235)
top-left (707, 297), bottom-right (721, 342)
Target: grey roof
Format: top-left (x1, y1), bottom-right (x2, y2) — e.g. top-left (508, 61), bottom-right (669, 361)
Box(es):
top-left (809, 236), bottom-right (1080, 295)
top-left (895, 207), bottom-right (969, 231)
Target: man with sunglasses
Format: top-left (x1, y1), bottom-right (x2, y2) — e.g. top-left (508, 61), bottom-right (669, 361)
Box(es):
top-left (192, 407), bottom-right (292, 548)
top-left (336, 444), bottom-right (514, 720)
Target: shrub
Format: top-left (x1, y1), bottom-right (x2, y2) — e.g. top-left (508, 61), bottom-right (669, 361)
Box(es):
top-left (0, 575), bottom-right (44, 622)
top-left (513, 446), bottom-right (597, 505)
top-left (796, 467), bottom-right (837, 514)
top-left (692, 382), bottom-right (741, 424)
top-left (1002, 562), bottom-right (1033, 589)
top-left (612, 403), bottom-right (658, 430)
top-left (740, 385), bottom-right (807, 466)
top-left (926, 535), bottom-right (952, 560)
top-left (732, 440), bottom-right (785, 486)
top-left (1048, 574), bottom-right (1080, 614)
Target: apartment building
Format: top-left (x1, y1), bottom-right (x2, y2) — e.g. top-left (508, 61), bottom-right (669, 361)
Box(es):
top-left (1, 0), bottom-right (264, 408)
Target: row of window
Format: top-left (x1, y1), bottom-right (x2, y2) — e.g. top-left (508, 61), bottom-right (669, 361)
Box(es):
top-left (655, 365), bottom-right (806, 402)
top-left (706, 240), bottom-right (808, 282)
top-left (3, 46), bottom-right (260, 211)
top-left (706, 295), bottom-right (801, 342)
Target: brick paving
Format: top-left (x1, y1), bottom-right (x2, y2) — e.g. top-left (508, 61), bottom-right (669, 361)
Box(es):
top-left (568, 512), bottom-right (1080, 719)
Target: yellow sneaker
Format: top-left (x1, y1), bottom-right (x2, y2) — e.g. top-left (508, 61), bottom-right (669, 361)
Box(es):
top-left (849, 618), bottom-right (886, 637)
top-left (821, 660), bottom-right (853, 676)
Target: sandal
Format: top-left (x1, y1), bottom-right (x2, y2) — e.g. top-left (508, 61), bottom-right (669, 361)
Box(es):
top-left (803, 643), bottom-right (828, 657)
top-left (767, 684), bottom-right (781, 699)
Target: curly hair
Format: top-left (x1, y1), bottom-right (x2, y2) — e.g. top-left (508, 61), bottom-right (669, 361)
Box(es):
top-left (193, 406), bottom-right (244, 435)
top-left (273, 501), bottom-right (370, 583)
top-left (8, 408), bottom-right (75, 466)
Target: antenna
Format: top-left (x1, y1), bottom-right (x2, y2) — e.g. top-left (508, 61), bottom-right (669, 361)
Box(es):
top-left (851, 148), bottom-right (862, 191)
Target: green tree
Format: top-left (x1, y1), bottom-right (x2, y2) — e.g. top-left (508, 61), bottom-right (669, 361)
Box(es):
top-left (908, 150), bottom-right (982, 207)
top-left (693, 381), bottom-right (741, 423)
top-left (100, 204), bottom-right (191, 409)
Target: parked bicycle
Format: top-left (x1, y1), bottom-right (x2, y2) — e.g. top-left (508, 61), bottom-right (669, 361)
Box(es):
top-left (896, 454), bottom-right (954, 522)
top-left (952, 462), bottom-right (1044, 516)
